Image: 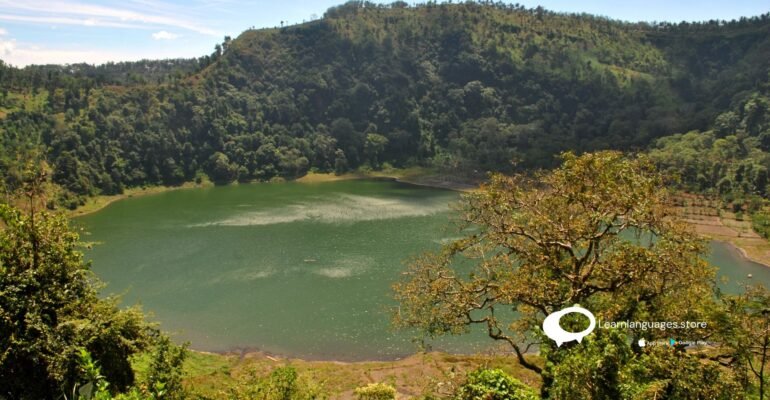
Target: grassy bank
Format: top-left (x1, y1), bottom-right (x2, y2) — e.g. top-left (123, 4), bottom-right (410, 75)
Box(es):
top-left (150, 350), bottom-right (540, 399)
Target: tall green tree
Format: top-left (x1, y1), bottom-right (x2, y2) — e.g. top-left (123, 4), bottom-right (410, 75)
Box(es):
top-left (393, 151), bottom-right (718, 396)
top-left (0, 186), bottom-right (154, 398)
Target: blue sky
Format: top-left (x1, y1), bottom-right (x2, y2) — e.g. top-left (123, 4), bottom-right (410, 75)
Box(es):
top-left (0, 0), bottom-right (767, 67)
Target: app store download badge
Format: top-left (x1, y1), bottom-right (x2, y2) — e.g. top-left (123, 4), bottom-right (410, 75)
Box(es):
top-left (542, 305), bottom-right (596, 347)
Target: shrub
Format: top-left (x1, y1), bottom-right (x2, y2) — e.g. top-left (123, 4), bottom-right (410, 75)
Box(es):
top-left (354, 383), bottom-right (397, 400)
top-left (143, 337), bottom-right (188, 400)
top-left (455, 369), bottom-right (539, 400)
top-left (228, 366), bottom-right (324, 400)
top-left (753, 209), bottom-right (770, 239)
top-left (267, 366), bottom-right (300, 400)
top-left (619, 346), bottom-right (742, 400)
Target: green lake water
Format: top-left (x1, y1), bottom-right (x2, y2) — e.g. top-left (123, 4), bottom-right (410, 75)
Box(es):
top-left (75, 179), bottom-right (770, 360)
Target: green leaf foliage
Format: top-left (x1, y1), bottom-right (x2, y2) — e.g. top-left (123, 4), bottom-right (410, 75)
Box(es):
top-left (354, 382), bottom-right (397, 400)
top-left (455, 369), bottom-right (539, 400)
top-left (0, 204), bottom-right (155, 398)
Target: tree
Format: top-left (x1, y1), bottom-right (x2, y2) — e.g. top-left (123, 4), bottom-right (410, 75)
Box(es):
top-left (619, 344), bottom-right (742, 400)
top-left (547, 328), bottom-right (741, 399)
top-left (364, 133), bottom-right (388, 168)
top-left (546, 329), bottom-right (632, 399)
top-left (722, 285), bottom-right (770, 399)
top-left (331, 118), bottom-right (362, 166)
top-left (207, 151), bottom-right (238, 184)
top-left (0, 201), bottom-right (154, 398)
top-left (143, 336), bottom-right (188, 400)
top-left (393, 151), bottom-right (717, 396)
top-left (334, 149), bottom-right (348, 175)
top-left (277, 147), bottom-right (310, 179)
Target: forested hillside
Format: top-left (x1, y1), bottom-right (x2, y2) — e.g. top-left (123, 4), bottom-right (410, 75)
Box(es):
top-left (1, 1), bottom-right (769, 208)
top-left (649, 87), bottom-right (770, 201)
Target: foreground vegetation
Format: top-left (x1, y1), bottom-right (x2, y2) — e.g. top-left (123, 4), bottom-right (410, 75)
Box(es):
top-left (165, 351), bottom-right (540, 399)
top-left (0, 171), bottom-right (187, 399)
top-left (393, 151), bottom-right (768, 398)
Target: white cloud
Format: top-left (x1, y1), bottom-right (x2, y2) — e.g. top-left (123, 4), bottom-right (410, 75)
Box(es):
top-left (0, 0), bottom-right (219, 36)
top-left (0, 38), bottom-right (15, 56)
top-left (152, 30), bottom-right (179, 40)
top-left (0, 46), bottom-right (120, 66)
top-left (0, 42), bottom-right (185, 67)
top-left (0, 1), bottom-right (224, 66)
top-left (0, 14), bottom-right (147, 29)
top-left (0, 38), bottom-right (207, 67)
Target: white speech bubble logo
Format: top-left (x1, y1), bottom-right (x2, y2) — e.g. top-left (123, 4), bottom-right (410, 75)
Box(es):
top-left (542, 305), bottom-right (596, 347)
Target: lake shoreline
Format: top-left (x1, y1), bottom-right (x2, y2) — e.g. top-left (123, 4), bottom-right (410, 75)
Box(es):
top-left (702, 234), bottom-right (770, 269)
top-left (204, 347), bottom-right (511, 364)
top-left (718, 239), bottom-right (770, 269)
top-left (68, 181), bottom-right (214, 218)
top-left (70, 167), bottom-right (480, 218)
top-left (295, 168), bottom-right (480, 192)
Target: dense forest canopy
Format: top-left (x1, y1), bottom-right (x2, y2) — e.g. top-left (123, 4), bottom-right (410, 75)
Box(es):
top-left (0, 1), bottom-right (769, 208)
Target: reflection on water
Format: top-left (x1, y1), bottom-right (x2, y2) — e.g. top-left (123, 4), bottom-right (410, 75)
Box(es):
top-left (190, 193), bottom-right (450, 227)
